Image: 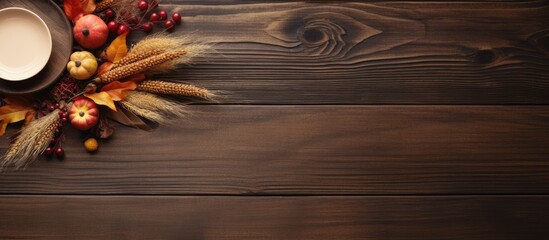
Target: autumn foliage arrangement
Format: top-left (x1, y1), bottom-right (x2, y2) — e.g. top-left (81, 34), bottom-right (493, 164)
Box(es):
top-left (0, 0), bottom-right (214, 170)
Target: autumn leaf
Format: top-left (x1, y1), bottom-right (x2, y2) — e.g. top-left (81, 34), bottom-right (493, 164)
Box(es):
top-left (82, 0), bottom-right (96, 15)
top-left (84, 81), bottom-right (136, 111)
top-left (98, 116), bottom-right (115, 139)
top-left (106, 33), bottom-right (128, 63)
top-left (64, 0), bottom-right (96, 22)
top-left (97, 62), bottom-right (113, 76)
top-left (64, 0), bottom-right (83, 22)
top-left (84, 92), bottom-right (116, 111)
top-left (101, 81), bottom-right (137, 101)
top-left (0, 101), bottom-right (35, 136)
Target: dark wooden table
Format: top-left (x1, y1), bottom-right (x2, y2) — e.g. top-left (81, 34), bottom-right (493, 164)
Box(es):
top-left (1, 1), bottom-right (549, 239)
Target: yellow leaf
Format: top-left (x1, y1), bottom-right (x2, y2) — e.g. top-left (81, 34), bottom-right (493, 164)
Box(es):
top-left (0, 102), bottom-right (34, 136)
top-left (101, 81), bottom-right (137, 101)
top-left (84, 92), bottom-right (116, 111)
top-left (106, 33), bottom-right (128, 63)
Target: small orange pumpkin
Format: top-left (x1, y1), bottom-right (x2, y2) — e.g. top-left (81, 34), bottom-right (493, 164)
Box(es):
top-left (69, 97), bottom-right (99, 130)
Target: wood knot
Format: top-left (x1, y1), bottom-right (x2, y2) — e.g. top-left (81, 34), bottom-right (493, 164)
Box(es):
top-left (264, 7), bottom-right (423, 60)
top-left (470, 48), bottom-right (505, 66)
top-left (298, 19), bottom-right (346, 50)
top-left (474, 49), bottom-right (496, 65)
top-left (302, 28), bottom-right (324, 44)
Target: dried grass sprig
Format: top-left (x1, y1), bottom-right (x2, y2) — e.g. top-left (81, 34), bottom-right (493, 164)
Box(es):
top-left (150, 41), bottom-right (211, 73)
top-left (1, 110), bottom-right (61, 170)
top-left (137, 80), bottom-right (214, 99)
top-left (120, 91), bottom-right (188, 124)
top-left (129, 34), bottom-right (182, 55)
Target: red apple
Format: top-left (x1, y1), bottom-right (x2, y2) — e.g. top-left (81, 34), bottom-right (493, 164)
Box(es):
top-left (73, 15), bottom-right (109, 49)
top-left (69, 97), bottom-right (99, 131)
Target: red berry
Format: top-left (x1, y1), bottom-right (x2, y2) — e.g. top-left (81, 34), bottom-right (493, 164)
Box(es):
top-left (164, 20), bottom-right (175, 30)
top-left (105, 9), bottom-right (115, 19)
top-left (172, 12), bottom-right (181, 24)
top-left (149, 12), bottom-right (159, 22)
top-left (45, 147), bottom-right (53, 156)
top-left (55, 147), bottom-right (64, 157)
top-left (107, 21), bottom-right (119, 34)
top-left (48, 105), bottom-right (55, 111)
top-left (142, 22), bottom-right (153, 33)
top-left (117, 24), bottom-right (130, 35)
top-left (61, 117), bottom-right (67, 123)
top-left (158, 10), bottom-right (168, 20)
top-left (54, 103), bottom-right (60, 109)
top-left (138, 1), bottom-right (148, 11)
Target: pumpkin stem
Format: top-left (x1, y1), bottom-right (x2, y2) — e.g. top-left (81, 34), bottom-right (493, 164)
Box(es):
top-left (82, 29), bottom-right (90, 36)
top-left (75, 60), bottom-right (82, 67)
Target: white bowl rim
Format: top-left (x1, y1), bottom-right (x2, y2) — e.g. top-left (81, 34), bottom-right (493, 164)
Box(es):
top-left (0, 7), bottom-right (53, 81)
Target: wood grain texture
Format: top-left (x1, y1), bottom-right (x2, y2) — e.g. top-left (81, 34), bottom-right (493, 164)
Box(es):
top-left (0, 0), bottom-right (72, 94)
top-left (1, 195), bottom-right (548, 240)
top-left (1, 106), bottom-right (548, 195)
top-left (123, 0), bottom-right (549, 104)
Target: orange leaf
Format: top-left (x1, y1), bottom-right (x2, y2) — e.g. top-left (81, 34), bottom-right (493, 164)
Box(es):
top-left (64, 0), bottom-right (83, 22)
top-left (82, 0), bottom-right (96, 15)
top-left (0, 101), bottom-right (35, 136)
top-left (97, 62), bottom-right (113, 76)
top-left (101, 81), bottom-right (137, 101)
top-left (84, 92), bottom-right (116, 111)
top-left (106, 33), bottom-right (128, 63)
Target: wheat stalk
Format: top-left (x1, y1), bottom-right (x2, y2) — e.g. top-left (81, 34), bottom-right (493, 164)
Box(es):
top-left (1, 110), bottom-right (61, 170)
top-left (137, 80), bottom-right (213, 99)
top-left (120, 91), bottom-right (188, 124)
top-left (149, 41), bottom-right (211, 73)
top-left (129, 34), bottom-right (182, 55)
top-left (125, 34), bottom-right (211, 73)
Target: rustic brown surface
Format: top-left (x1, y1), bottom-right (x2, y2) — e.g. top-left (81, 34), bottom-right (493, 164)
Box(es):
top-left (0, 0), bottom-right (72, 94)
top-left (1, 106), bottom-right (549, 195)
top-left (1, 196), bottom-right (548, 240)
top-left (147, 1), bottom-right (549, 104)
top-left (1, 0), bottom-right (549, 239)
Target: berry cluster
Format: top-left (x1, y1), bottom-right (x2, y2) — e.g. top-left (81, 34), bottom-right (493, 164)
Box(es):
top-left (101, 0), bottom-right (182, 35)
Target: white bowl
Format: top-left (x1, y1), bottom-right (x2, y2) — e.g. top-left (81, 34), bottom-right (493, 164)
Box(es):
top-left (0, 7), bottom-right (52, 81)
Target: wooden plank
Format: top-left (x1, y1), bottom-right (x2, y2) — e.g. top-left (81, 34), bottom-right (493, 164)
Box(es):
top-left (1, 106), bottom-right (548, 195)
top-left (126, 1), bottom-right (549, 104)
top-left (0, 195), bottom-right (548, 239)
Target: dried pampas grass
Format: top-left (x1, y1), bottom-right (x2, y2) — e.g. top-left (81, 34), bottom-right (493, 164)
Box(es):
top-left (1, 110), bottom-right (61, 170)
top-left (120, 91), bottom-right (188, 124)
